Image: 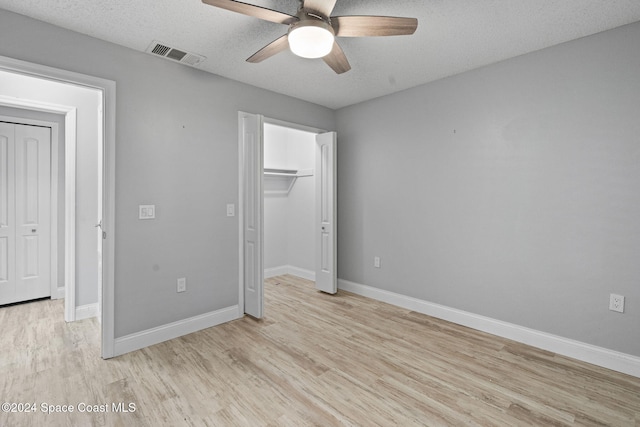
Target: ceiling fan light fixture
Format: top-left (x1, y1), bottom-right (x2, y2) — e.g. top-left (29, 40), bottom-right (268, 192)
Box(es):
top-left (288, 20), bottom-right (334, 59)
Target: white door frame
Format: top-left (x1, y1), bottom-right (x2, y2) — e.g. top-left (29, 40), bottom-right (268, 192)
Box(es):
top-left (0, 115), bottom-right (60, 301)
top-left (238, 112), bottom-right (327, 316)
top-left (0, 55), bottom-right (117, 359)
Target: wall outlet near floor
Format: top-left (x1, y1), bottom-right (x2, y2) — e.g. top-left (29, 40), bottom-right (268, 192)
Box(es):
top-left (177, 277), bottom-right (187, 293)
top-left (609, 293), bottom-right (624, 313)
top-left (374, 256), bottom-right (381, 268)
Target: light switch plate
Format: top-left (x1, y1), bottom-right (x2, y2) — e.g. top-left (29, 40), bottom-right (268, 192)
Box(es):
top-left (227, 204), bottom-right (235, 217)
top-left (177, 277), bottom-right (186, 293)
top-left (139, 205), bottom-right (156, 220)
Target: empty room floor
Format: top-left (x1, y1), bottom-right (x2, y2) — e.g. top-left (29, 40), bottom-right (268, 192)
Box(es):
top-left (1, 275), bottom-right (638, 426)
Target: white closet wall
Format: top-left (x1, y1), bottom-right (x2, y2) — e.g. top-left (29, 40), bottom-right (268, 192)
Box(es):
top-left (264, 123), bottom-right (316, 280)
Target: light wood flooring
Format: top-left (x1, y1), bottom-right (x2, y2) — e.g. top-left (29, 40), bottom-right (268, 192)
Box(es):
top-left (1, 275), bottom-right (639, 426)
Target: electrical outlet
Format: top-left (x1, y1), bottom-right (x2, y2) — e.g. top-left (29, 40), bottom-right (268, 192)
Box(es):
top-left (177, 277), bottom-right (187, 293)
top-left (374, 256), bottom-right (381, 268)
top-left (609, 294), bottom-right (624, 313)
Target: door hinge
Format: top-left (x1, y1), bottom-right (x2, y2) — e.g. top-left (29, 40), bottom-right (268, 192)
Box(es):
top-left (102, 231), bottom-right (107, 240)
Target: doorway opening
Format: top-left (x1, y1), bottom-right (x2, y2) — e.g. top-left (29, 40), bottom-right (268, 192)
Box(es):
top-left (0, 55), bottom-right (116, 358)
top-left (263, 122), bottom-right (318, 282)
top-left (238, 113), bottom-right (337, 319)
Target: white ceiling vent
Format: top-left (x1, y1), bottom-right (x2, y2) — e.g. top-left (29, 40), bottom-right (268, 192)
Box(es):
top-left (146, 41), bottom-right (206, 67)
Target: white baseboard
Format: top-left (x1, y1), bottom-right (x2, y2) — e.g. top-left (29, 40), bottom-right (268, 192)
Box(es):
top-left (113, 305), bottom-right (240, 357)
top-left (286, 266), bottom-right (315, 281)
top-left (338, 279), bottom-right (640, 378)
top-left (75, 303), bottom-right (99, 321)
top-left (52, 286), bottom-right (65, 300)
top-left (265, 265), bottom-right (315, 281)
top-left (265, 266), bottom-right (288, 279)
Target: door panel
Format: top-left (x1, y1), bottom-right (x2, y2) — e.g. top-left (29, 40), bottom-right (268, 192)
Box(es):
top-left (0, 123), bottom-right (15, 302)
top-left (0, 128), bottom-right (9, 228)
top-left (22, 235), bottom-right (39, 278)
top-left (246, 241), bottom-right (256, 291)
top-left (321, 232), bottom-right (329, 271)
top-left (0, 123), bottom-right (51, 305)
top-left (241, 113), bottom-right (264, 318)
top-left (21, 137), bottom-right (40, 224)
top-left (315, 132), bottom-right (337, 294)
top-left (0, 237), bottom-right (7, 282)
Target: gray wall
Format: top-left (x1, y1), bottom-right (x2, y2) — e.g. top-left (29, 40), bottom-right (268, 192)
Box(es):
top-left (336, 22), bottom-right (640, 357)
top-left (0, 106), bottom-right (65, 289)
top-left (0, 9), bottom-right (334, 337)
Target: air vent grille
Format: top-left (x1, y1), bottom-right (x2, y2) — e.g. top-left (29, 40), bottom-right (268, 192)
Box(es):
top-left (166, 48), bottom-right (187, 61)
top-left (181, 54), bottom-right (204, 66)
top-left (146, 41), bottom-right (206, 67)
top-left (151, 43), bottom-right (171, 56)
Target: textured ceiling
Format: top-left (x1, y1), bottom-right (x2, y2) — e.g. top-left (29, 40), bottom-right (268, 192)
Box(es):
top-left (1, 0), bottom-right (640, 109)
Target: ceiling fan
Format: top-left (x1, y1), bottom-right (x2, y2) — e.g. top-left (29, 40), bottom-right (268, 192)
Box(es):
top-left (201, 0), bottom-right (418, 74)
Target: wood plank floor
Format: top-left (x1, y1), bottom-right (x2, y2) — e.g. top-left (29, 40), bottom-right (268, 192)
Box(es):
top-left (1, 275), bottom-right (639, 426)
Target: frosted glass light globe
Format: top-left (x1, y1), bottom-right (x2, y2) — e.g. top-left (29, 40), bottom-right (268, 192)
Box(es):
top-left (289, 24), bottom-right (334, 59)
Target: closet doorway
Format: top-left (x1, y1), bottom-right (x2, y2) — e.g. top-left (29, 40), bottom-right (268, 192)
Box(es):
top-left (263, 122), bottom-right (317, 283)
top-left (238, 113), bottom-right (337, 319)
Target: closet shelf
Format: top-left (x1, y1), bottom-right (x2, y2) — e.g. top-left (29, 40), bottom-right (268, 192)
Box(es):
top-left (264, 168), bottom-right (314, 195)
top-left (264, 168), bottom-right (297, 177)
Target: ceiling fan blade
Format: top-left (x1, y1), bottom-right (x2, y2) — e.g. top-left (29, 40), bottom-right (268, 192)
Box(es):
top-left (332, 16), bottom-right (418, 37)
top-left (202, 0), bottom-right (297, 25)
top-left (302, 0), bottom-right (338, 17)
top-left (323, 41), bottom-right (351, 74)
top-left (247, 34), bottom-right (290, 63)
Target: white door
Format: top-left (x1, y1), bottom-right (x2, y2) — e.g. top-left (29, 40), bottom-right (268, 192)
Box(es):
top-left (240, 112), bottom-right (264, 318)
top-left (315, 132), bottom-right (337, 294)
top-left (0, 122), bottom-right (51, 305)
